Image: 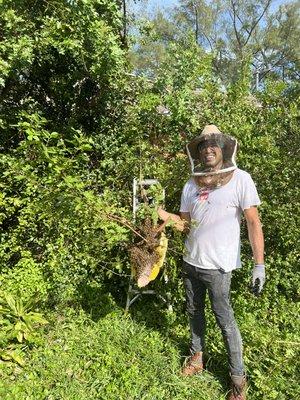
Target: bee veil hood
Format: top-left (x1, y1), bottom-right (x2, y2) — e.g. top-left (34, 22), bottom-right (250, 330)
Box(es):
top-left (186, 124), bottom-right (238, 177)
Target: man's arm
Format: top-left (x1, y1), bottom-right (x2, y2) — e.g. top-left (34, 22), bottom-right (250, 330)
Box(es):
top-left (180, 212), bottom-right (191, 233)
top-left (244, 206), bottom-right (265, 294)
top-left (157, 207), bottom-right (190, 232)
top-left (244, 206), bottom-right (264, 264)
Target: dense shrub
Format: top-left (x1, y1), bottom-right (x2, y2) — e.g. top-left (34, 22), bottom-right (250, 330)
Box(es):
top-left (0, 1), bottom-right (299, 398)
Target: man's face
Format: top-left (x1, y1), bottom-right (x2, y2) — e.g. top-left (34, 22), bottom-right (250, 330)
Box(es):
top-left (198, 140), bottom-right (223, 170)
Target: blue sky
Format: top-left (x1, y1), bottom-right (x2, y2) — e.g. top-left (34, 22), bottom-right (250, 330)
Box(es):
top-left (130, 0), bottom-right (291, 14)
top-left (143, 0), bottom-right (178, 8)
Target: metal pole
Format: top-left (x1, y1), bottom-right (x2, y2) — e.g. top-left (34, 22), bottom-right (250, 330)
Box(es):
top-left (256, 70), bottom-right (259, 91)
top-left (132, 177), bottom-right (137, 224)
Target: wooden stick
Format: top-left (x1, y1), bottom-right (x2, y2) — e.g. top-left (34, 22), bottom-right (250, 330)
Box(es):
top-left (106, 213), bottom-right (149, 243)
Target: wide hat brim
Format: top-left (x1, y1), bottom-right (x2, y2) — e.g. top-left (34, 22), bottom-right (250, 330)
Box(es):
top-left (187, 132), bottom-right (231, 161)
top-left (186, 128), bottom-right (238, 176)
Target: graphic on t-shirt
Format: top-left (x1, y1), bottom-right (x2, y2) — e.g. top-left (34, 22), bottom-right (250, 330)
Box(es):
top-left (197, 189), bottom-right (210, 201)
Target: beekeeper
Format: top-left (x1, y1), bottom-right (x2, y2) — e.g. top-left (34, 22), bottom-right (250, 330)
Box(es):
top-left (158, 124), bottom-right (265, 400)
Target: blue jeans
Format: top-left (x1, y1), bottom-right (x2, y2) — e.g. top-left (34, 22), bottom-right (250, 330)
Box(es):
top-left (182, 261), bottom-right (244, 376)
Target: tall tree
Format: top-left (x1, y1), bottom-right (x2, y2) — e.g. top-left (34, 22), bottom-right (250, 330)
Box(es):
top-left (173, 0), bottom-right (299, 86)
top-left (254, 1), bottom-right (300, 84)
top-left (128, 9), bottom-right (179, 77)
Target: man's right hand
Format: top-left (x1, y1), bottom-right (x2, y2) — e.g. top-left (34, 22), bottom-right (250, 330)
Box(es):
top-left (157, 207), bottom-right (188, 232)
top-left (157, 207), bottom-right (172, 222)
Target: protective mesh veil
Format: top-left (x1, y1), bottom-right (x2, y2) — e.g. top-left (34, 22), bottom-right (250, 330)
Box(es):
top-left (186, 126), bottom-right (238, 188)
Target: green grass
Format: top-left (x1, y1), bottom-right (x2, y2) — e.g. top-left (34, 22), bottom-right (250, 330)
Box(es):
top-left (0, 300), bottom-right (225, 400)
top-left (0, 289), bottom-right (299, 400)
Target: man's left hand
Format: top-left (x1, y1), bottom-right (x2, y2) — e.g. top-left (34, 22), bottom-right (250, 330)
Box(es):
top-left (252, 264), bottom-right (265, 296)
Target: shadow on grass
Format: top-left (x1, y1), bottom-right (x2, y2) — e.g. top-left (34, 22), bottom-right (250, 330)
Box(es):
top-left (128, 295), bottom-right (230, 393)
top-left (76, 280), bottom-right (120, 320)
top-left (76, 274), bottom-right (230, 393)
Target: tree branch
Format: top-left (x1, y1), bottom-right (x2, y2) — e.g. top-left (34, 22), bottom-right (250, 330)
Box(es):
top-left (107, 214), bottom-right (149, 243)
top-left (200, 29), bottom-right (214, 52)
top-left (258, 54), bottom-right (287, 81)
top-left (244, 0), bottom-right (272, 47)
top-left (230, 0), bottom-right (243, 51)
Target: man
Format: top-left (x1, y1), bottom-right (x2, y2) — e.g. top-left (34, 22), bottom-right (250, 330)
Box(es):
top-left (158, 125), bottom-right (265, 400)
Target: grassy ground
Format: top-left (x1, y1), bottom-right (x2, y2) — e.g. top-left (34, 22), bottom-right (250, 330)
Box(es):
top-left (0, 287), bottom-right (299, 400)
top-left (0, 299), bottom-right (226, 400)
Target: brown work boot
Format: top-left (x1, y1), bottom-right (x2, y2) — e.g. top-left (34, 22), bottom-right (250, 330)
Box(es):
top-left (181, 352), bottom-right (203, 376)
top-left (228, 375), bottom-right (247, 400)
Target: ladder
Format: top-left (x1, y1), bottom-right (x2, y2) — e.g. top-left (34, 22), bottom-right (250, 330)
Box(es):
top-left (125, 178), bottom-right (172, 312)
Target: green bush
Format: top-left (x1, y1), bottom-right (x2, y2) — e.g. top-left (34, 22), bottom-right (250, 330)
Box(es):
top-left (0, 291), bottom-right (48, 366)
top-left (0, 253), bottom-right (49, 302)
top-left (0, 1), bottom-right (299, 398)
top-left (0, 114), bottom-right (132, 304)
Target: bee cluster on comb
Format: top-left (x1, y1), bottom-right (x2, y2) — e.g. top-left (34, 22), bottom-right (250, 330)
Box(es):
top-left (129, 218), bottom-right (161, 288)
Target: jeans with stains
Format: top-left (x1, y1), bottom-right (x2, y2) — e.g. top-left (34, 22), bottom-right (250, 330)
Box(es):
top-left (182, 261), bottom-right (244, 376)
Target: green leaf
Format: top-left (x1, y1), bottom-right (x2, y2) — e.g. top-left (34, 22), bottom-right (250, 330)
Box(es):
top-left (16, 330), bottom-right (23, 343)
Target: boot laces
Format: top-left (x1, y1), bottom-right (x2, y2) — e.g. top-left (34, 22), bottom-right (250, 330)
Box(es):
top-left (232, 383), bottom-right (243, 397)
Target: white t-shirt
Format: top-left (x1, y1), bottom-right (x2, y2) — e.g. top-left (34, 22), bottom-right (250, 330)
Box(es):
top-left (180, 168), bottom-right (261, 272)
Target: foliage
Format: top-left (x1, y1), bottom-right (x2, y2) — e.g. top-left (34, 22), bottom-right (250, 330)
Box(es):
top-left (0, 1), bottom-right (299, 399)
top-left (0, 0), bottom-right (125, 145)
top-left (0, 291), bottom-right (48, 366)
top-left (130, 0), bottom-right (300, 86)
top-left (0, 307), bottom-right (226, 400)
top-left (0, 112), bottom-right (132, 304)
top-left (134, 181), bottom-right (165, 226)
top-left (0, 253), bottom-right (49, 302)
top-left (0, 292), bottom-right (48, 344)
